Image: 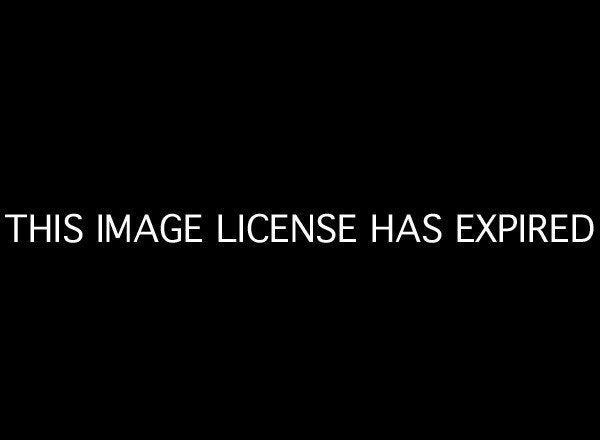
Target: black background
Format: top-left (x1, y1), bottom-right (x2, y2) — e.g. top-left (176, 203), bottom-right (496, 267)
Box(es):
top-left (1, 6), bottom-right (597, 434)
